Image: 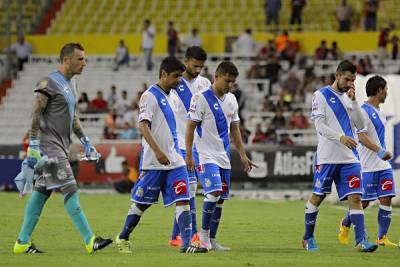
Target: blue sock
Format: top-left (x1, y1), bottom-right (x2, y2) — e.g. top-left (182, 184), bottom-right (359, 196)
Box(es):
top-left (18, 191), bottom-right (49, 244)
top-left (119, 204), bottom-right (143, 240)
top-left (303, 201), bottom-right (319, 240)
top-left (189, 197), bottom-right (197, 236)
top-left (349, 209), bottom-right (365, 245)
top-left (64, 191), bottom-right (93, 245)
top-left (171, 218), bottom-right (180, 240)
top-left (210, 204), bottom-right (223, 239)
top-left (378, 205), bottom-right (392, 239)
top-left (176, 205), bottom-right (192, 248)
top-left (202, 195), bottom-right (218, 231)
top-left (342, 211), bottom-right (351, 227)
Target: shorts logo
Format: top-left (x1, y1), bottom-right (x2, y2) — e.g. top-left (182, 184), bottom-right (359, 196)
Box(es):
top-left (381, 179), bottom-right (393, 191)
top-left (197, 165), bottom-right (205, 173)
top-left (222, 181), bottom-right (228, 193)
top-left (348, 175), bottom-right (360, 189)
top-left (135, 186), bottom-right (144, 197)
top-left (173, 180), bottom-right (187, 195)
top-left (205, 178), bottom-right (211, 188)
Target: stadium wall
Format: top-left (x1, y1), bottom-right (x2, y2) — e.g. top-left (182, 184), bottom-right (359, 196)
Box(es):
top-left (3, 31), bottom-right (398, 55)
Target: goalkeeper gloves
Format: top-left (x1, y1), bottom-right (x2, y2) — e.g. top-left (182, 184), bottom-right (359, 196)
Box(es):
top-left (26, 139), bottom-right (41, 168)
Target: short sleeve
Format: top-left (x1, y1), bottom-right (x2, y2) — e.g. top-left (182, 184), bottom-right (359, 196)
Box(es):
top-left (231, 96), bottom-right (240, 122)
top-left (356, 109), bottom-right (369, 134)
top-left (138, 92), bottom-right (156, 123)
top-left (310, 91), bottom-right (325, 121)
top-left (188, 93), bottom-right (205, 122)
top-left (34, 78), bottom-right (56, 98)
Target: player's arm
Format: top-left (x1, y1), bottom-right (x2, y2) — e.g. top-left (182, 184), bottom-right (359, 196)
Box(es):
top-left (29, 92), bottom-right (49, 139)
top-left (73, 110), bottom-right (99, 159)
top-left (72, 110), bottom-right (86, 140)
top-left (314, 117), bottom-right (357, 149)
top-left (230, 121), bottom-right (257, 172)
top-left (347, 88), bottom-right (365, 131)
top-left (185, 120), bottom-right (197, 172)
top-left (139, 120), bottom-right (170, 165)
top-left (358, 132), bottom-right (392, 160)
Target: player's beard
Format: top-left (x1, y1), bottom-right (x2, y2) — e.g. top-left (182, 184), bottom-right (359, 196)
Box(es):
top-left (187, 69), bottom-right (199, 79)
top-left (337, 82), bottom-right (350, 93)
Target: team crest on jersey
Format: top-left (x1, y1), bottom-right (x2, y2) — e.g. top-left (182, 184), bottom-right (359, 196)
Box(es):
top-left (347, 175), bottom-right (360, 189)
top-left (135, 186), bottom-right (144, 197)
top-left (173, 180), bottom-right (187, 195)
top-left (381, 178), bottom-right (393, 191)
top-left (205, 178), bottom-right (211, 188)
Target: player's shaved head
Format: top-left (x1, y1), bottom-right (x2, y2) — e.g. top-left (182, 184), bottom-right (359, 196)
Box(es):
top-left (60, 43), bottom-right (84, 63)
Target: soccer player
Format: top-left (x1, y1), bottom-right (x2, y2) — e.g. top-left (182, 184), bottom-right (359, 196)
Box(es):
top-left (13, 43), bottom-right (112, 254)
top-left (338, 75), bottom-right (397, 247)
top-left (115, 56), bottom-right (208, 254)
top-left (302, 60), bottom-right (378, 252)
top-left (186, 61), bottom-right (256, 251)
top-left (169, 46), bottom-right (211, 247)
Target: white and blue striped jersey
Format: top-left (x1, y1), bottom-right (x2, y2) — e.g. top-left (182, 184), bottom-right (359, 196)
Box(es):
top-left (172, 75), bottom-right (211, 150)
top-left (138, 85), bottom-right (185, 170)
top-left (188, 87), bottom-right (240, 169)
top-left (357, 103), bottom-right (391, 172)
top-left (311, 86), bottom-right (360, 164)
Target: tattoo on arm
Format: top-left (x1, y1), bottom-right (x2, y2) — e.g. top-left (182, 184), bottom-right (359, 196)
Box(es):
top-left (73, 110), bottom-right (86, 139)
top-left (29, 92), bottom-right (49, 139)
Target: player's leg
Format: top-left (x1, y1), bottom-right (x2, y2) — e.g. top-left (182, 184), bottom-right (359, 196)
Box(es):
top-left (375, 168), bottom-right (396, 246)
top-left (13, 186), bottom-right (51, 254)
top-left (302, 163), bottom-right (334, 251)
top-left (209, 168), bottom-right (230, 251)
top-left (116, 170), bottom-right (160, 253)
top-left (164, 166), bottom-right (207, 253)
top-left (61, 184), bottom-right (112, 254)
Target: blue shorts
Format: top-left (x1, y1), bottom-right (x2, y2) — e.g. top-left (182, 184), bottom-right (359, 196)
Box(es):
top-left (313, 163), bottom-right (362, 201)
top-left (131, 166), bottom-right (190, 207)
top-left (197, 163), bottom-right (231, 200)
top-left (362, 168), bottom-right (396, 201)
top-left (180, 149), bottom-right (199, 184)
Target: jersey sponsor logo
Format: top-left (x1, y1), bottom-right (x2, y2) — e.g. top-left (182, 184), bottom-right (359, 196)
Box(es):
top-left (213, 103), bottom-right (219, 110)
top-left (329, 97), bottom-right (336, 104)
top-left (161, 98), bottom-right (167, 106)
top-left (381, 178), bottom-right (393, 191)
top-left (348, 175), bottom-right (361, 189)
top-left (178, 84), bottom-right (185, 91)
top-left (372, 113), bottom-right (377, 119)
top-left (173, 180), bottom-right (187, 195)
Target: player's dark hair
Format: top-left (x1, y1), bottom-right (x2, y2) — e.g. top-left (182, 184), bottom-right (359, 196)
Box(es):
top-left (185, 46), bottom-right (207, 61)
top-left (336, 60), bottom-right (356, 74)
top-left (159, 56), bottom-right (186, 78)
top-left (215, 61), bottom-right (239, 77)
top-left (366, 75), bottom-right (387, 97)
top-left (60, 43), bottom-right (84, 62)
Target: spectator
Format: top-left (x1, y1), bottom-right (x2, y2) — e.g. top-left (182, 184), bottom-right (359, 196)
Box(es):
top-left (9, 35), bottom-right (32, 71)
top-left (363, 0), bottom-right (378, 31)
top-left (289, 0), bottom-right (306, 31)
top-left (114, 90), bottom-right (131, 116)
top-left (377, 27), bottom-right (390, 65)
top-left (335, 0), bottom-right (353, 32)
top-left (252, 124), bottom-right (267, 144)
top-left (142, 19), bottom-right (155, 71)
top-left (328, 41), bottom-right (342, 60)
top-left (131, 83), bottom-right (147, 110)
top-left (356, 58), bottom-right (371, 75)
top-left (111, 160), bottom-right (138, 194)
top-left (275, 30), bottom-right (289, 53)
top-left (282, 71), bottom-right (301, 96)
top-left (280, 40), bottom-right (297, 68)
top-left (113, 39), bottom-right (129, 71)
top-left (104, 108), bottom-right (117, 139)
top-left (287, 108), bottom-right (309, 129)
top-left (167, 21), bottom-right (179, 57)
top-left (260, 95), bottom-right (276, 112)
top-left (270, 109), bottom-right (286, 130)
top-left (239, 120), bottom-right (251, 144)
top-left (265, 57), bottom-right (282, 94)
top-left (90, 90), bottom-right (108, 113)
top-left (314, 40), bottom-right (328, 60)
top-left (279, 133), bottom-right (294, 145)
top-left (391, 35), bottom-right (399, 59)
top-left (231, 84), bottom-right (245, 119)
top-left (264, 0), bottom-right (282, 27)
top-left (234, 28), bottom-right (256, 59)
top-left (265, 126), bottom-right (278, 143)
top-left (258, 39), bottom-right (276, 60)
top-left (77, 92), bottom-right (90, 113)
top-left (107, 85), bottom-right (118, 109)
top-left (119, 122), bottom-right (139, 140)
top-left (365, 55), bottom-right (375, 73)
top-left (183, 28), bottom-right (202, 48)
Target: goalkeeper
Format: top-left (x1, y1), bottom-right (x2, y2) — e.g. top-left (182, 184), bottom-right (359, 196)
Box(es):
top-left (13, 43), bottom-right (112, 254)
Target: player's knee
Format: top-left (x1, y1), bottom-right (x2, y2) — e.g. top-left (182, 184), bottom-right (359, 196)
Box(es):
top-left (204, 193), bottom-right (220, 203)
top-left (61, 184), bottom-right (78, 204)
top-left (131, 203), bottom-right (148, 215)
top-left (310, 194), bottom-right (324, 206)
top-left (379, 196), bottom-right (392, 206)
top-left (189, 183), bottom-right (197, 198)
top-left (34, 187), bottom-right (52, 198)
top-left (362, 201), bottom-right (370, 209)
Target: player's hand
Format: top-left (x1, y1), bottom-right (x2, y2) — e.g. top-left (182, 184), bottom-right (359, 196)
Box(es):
top-left (340, 135), bottom-right (358, 149)
top-left (347, 87), bottom-right (356, 101)
top-left (27, 139), bottom-right (41, 168)
top-left (186, 155), bottom-right (195, 172)
top-left (155, 149), bottom-right (170, 165)
top-left (240, 155), bottom-right (258, 172)
top-left (382, 151), bottom-right (393, 161)
top-left (80, 136), bottom-right (96, 157)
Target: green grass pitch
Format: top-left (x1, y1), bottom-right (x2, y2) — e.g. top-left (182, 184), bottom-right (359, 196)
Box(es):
top-left (0, 193), bottom-right (399, 266)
